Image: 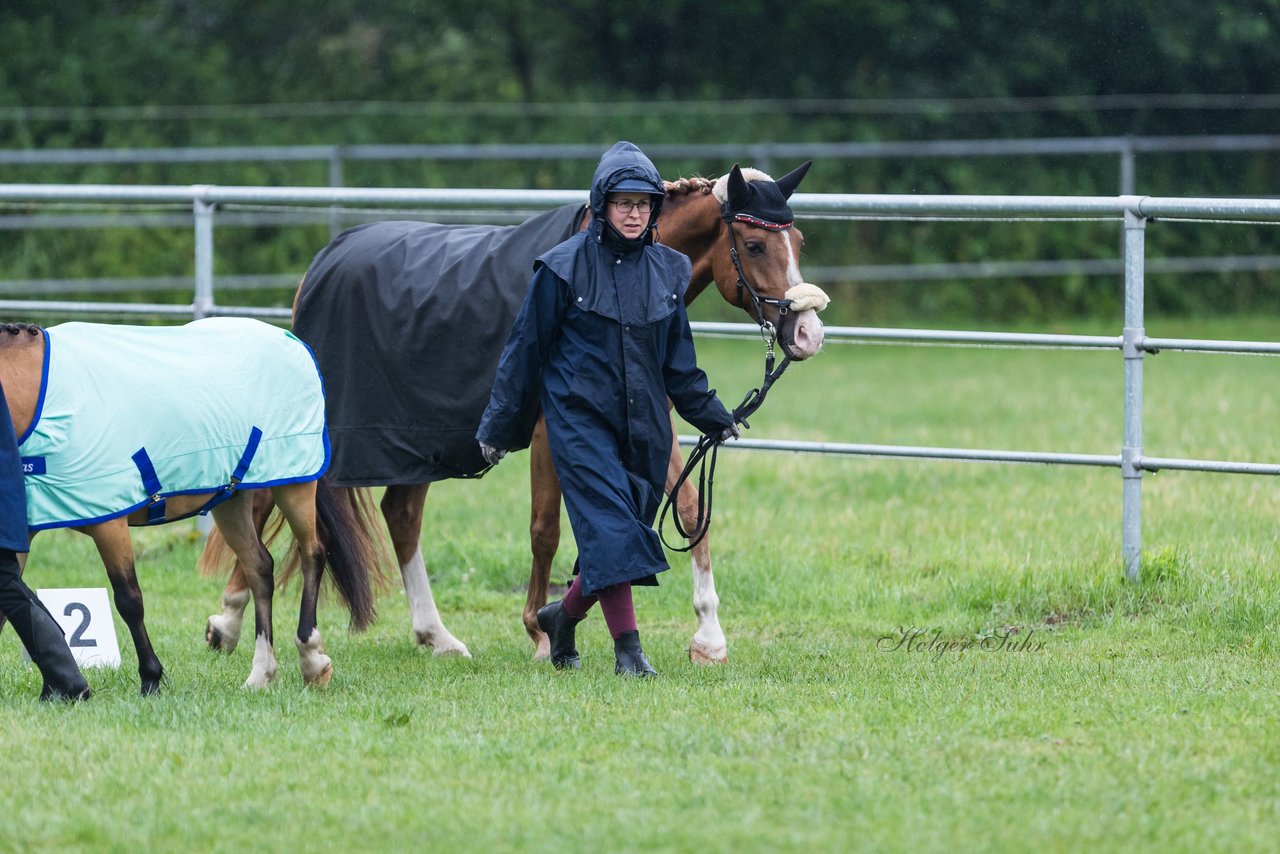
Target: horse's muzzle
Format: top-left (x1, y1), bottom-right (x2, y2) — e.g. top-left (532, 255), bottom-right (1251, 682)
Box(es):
top-left (779, 308), bottom-right (825, 360)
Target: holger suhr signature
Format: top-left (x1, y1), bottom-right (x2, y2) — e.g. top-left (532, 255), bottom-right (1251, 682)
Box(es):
top-left (877, 625), bottom-right (1047, 660)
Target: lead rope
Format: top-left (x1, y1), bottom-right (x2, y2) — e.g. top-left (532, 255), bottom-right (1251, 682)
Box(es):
top-left (659, 329), bottom-right (796, 553)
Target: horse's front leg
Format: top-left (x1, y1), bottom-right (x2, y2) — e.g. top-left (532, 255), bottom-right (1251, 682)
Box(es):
top-left (666, 421), bottom-right (728, 664)
top-left (381, 484), bottom-right (470, 657)
top-left (85, 519), bottom-right (166, 693)
top-left (211, 493), bottom-right (278, 689)
top-left (205, 489), bottom-right (274, 653)
top-left (524, 415), bottom-right (560, 661)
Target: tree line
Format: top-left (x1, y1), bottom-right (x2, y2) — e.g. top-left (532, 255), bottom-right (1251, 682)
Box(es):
top-left (4, 0), bottom-right (1280, 323)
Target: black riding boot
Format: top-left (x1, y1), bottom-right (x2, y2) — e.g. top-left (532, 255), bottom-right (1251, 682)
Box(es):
top-left (614, 630), bottom-right (657, 677)
top-left (0, 552), bottom-right (91, 701)
top-left (536, 599), bottom-right (584, 670)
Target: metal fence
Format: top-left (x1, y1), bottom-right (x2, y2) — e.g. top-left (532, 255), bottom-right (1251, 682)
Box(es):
top-left (4, 181), bottom-right (1280, 580)
top-left (9, 133), bottom-right (1280, 194)
top-left (7, 135), bottom-right (1280, 293)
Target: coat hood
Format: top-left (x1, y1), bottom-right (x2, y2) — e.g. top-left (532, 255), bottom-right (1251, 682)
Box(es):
top-left (589, 141), bottom-right (665, 244)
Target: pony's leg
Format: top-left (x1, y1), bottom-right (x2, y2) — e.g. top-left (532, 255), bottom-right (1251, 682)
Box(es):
top-left (270, 482), bottom-right (332, 687)
top-left (85, 520), bottom-right (166, 694)
top-left (210, 493), bottom-right (278, 689)
top-left (524, 416), bottom-right (560, 660)
top-left (206, 489), bottom-right (275, 653)
top-left (381, 484), bottom-right (470, 657)
top-left (666, 426), bottom-right (728, 664)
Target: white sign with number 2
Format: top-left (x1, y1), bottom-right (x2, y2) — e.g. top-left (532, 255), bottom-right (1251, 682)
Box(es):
top-left (34, 587), bottom-right (122, 668)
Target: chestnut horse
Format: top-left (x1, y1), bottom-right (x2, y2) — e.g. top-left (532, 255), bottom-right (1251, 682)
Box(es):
top-left (205, 164), bottom-right (826, 665)
top-left (1, 320), bottom-right (384, 693)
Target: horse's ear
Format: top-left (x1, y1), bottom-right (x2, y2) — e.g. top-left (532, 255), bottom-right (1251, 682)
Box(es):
top-left (774, 160), bottom-right (813, 199)
top-left (726, 164), bottom-right (751, 211)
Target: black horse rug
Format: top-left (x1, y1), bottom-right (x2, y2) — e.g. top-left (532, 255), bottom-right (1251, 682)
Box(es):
top-left (294, 204), bottom-right (585, 486)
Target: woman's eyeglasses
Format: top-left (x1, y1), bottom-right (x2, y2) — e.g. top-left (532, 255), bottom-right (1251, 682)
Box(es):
top-left (609, 199), bottom-right (653, 214)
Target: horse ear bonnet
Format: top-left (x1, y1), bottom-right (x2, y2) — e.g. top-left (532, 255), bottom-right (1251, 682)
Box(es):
top-left (721, 160), bottom-right (813, 230)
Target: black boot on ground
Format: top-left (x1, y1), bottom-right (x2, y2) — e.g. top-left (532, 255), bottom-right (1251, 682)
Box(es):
top-left (19, 598), bottom-right (91, 702)
top-left (537, 599), bottom-right (583, 670)
top-left (614, 630), bottom-right (657, 677)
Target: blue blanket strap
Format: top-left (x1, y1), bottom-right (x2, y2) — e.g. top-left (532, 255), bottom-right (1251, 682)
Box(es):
top-left (131, 427), bottom-right (264, 525)
top-left (130, 447), bottom-right (167, 524)
top-left (194, 426), bottom-right (264, 517)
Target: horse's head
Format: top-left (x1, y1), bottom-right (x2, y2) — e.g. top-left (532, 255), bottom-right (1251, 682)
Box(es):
top-left (708, 162), bottom-right (828, 361)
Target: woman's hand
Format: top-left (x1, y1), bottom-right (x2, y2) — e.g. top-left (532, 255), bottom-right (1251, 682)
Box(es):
top-left (715, 423), bottom-right (741, 445)
top-left (479, 442), bottom-right (507, 465)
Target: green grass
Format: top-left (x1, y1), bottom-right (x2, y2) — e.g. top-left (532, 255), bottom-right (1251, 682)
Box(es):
top-left (4, 315), bottom-right (1280, 852)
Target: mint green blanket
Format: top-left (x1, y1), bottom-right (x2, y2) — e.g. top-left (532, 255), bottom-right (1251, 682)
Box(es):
top-left (20, 318), bottom-right (329, 530)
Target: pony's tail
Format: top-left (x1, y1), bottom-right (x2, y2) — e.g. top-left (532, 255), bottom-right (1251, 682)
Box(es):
top-left (196, 494), bottom-right (287, 577)
top-left (312, 478), bottom-right (392, 632)
top-left (196, 525), bottom-right (233, 577)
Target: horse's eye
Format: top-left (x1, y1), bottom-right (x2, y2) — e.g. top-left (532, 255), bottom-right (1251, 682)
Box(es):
top-left (745, 241), bottom-right (765, 256)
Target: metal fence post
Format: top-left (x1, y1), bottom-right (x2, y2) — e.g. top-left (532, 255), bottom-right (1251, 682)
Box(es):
top-left (193, 193), bottom-right (215, 319)
top-left (1121, 202), bottom-right (1147, 581)
top-left (328, 146), bottom-right (345, 239)
top-left (192, 190), bottom-right (216, 535)
top-left (1119, 138), bottom-right (1136, 196)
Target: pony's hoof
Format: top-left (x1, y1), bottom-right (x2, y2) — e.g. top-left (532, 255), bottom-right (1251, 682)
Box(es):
top-left (689, 640), bottom-right (728, 665)
top-left (303, 660), bottom-right (333, 688)
top-left (206, 617), bottom-right (240, 653)
top-left (139, 669), bottom-right (167, 696)
top-left (532, 631), bottom-right (551, 662)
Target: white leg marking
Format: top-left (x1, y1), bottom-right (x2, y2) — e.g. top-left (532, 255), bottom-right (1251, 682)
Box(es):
top-left (243, 634), bottom-right (278, 690)
top-left (689, 554), bottom-right (728, 664)
top-left (206, 588), bottom-right (249, 653)
top-left (296, 628), bottom-right (333, 687)
top-left (401, 547), bottom-right (471, 657)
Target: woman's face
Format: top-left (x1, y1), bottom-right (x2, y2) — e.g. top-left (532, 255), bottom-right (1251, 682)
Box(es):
top-left (606, 192), bottom-right (654, 240)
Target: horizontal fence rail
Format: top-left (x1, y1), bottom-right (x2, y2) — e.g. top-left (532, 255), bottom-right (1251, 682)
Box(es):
top-left (4, 181), bottom-right (1280, 579)
top-left (6, 134), bottom-right (1280, 292)
top-left (6, 133), bottom-right (1280, 184)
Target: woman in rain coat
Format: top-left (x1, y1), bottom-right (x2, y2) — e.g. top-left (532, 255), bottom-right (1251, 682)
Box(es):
top-left (477, 141), bottom-right (737, 676)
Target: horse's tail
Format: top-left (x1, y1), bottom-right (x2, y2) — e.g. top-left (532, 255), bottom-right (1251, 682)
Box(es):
top-left (309, 477), bottom-right (392, 632)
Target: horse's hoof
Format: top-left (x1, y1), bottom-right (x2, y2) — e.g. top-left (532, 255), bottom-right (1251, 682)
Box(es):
top-left (243, 670), bottom-right (277, 690)
top-left (433, 641), bottom-right (471, 658)
top-left (689, 640), bottom-right (728, 665)
top-left (206, 617), bottom-right (240, 654)
top-left (415, 629), bottom-right (472, 658)
top-left (304, 661), bottom-right (333, 688)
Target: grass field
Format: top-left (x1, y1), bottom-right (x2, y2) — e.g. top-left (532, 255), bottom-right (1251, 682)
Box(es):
top-left (2, 315), bottom-right (1279, 852)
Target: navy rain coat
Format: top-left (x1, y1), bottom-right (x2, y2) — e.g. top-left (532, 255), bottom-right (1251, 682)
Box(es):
top-left (478, 142), bottom-right (734, 594)
top-left (0, 380), bottom-right (30, 551)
